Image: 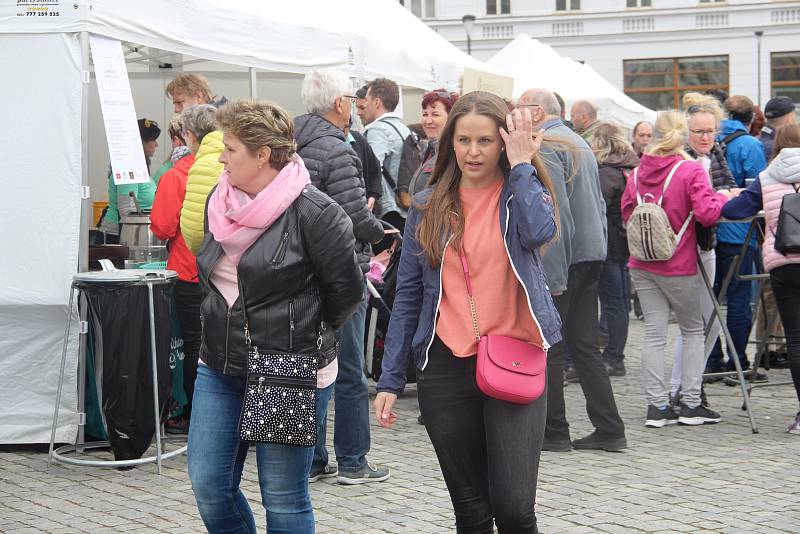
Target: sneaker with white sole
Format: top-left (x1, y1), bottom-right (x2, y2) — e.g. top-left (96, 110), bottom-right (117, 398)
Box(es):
top-left (308, 464), bottom-right (338, 483)
top-left (645, 405), bottom-right (679, 428)
top-left (787, 412), bottom-right (800, 434)
top-left (337, 463), bottom-right (390, 485)
top-left (678, 403), bottom-right (721, 425)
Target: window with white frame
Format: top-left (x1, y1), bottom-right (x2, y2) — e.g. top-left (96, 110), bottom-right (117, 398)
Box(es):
top-left (627, 0), bottom-right (652, 7)
top-left (409, 0), bottom-right (435, 18)
top-left (772, 51), bottom-right (800, 104)
top-left (555, 0), bottom-right (580, 11)
top-left (487, 0), bottom-right (511, 15)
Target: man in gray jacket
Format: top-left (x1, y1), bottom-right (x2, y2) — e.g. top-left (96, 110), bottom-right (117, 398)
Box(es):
top-left (519, 89), bottom-right (627, 452)
top-left (295, 69), bottom-right (389, 485)
top-left (361, 77), bottom-right (410, 228)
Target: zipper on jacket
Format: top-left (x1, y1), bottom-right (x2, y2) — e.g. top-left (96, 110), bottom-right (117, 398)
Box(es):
top-left (223, 307), bottom-right (232, 374)
top-left (289, 299), bottom-right (295, 352)
top-left (503, 195), bottom-right (551, 351)
top-left (421, 234), bottom-right (454, 371)
top-left (271, 232), bottom-right (289, 264)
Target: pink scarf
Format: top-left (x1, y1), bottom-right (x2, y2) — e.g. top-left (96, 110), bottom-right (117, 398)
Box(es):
top-left (207, 157), bottom-right (311, 264)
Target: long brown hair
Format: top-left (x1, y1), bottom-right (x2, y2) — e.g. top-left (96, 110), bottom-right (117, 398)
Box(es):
top-left (415, 91), bottom-right (560, 267)
top-left (773, 123), bottom-right (800, 160)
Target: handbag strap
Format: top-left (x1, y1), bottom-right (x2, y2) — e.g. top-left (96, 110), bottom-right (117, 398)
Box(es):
top-left (458, 246), bottom-right (482, 342)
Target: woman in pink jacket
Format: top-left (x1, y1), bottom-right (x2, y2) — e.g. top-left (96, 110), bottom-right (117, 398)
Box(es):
top-left (721, 123), bottom-right (800, 433)
top-left (621, 111), bottom-right (736, 429)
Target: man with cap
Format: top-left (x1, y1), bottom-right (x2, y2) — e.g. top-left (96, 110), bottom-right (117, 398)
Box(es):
top-left (761, 96), bottom-right (797, 160)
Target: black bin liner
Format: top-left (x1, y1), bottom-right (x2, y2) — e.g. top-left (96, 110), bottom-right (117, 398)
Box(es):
top-left (76, 279), bottom-right (173, 461)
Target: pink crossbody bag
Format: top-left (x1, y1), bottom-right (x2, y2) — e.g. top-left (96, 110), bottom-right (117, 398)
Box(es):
top-left (457, 246), bottom-right (547, 405)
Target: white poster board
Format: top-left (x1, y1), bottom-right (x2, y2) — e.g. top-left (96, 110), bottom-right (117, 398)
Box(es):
top-left (89, 35), bottom-right (149, 185)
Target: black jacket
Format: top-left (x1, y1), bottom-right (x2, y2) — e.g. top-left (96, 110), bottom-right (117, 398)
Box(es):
top-left (294, 114), bottom-right (384, 271)
top-left (599, 149), bottom-right (639, 262)
top-left (196, 186), bottom-right (363, 377)
top-left (685, 143), bottom-right (736, 250)
top-left (348, 130), bottom-right (383, 202)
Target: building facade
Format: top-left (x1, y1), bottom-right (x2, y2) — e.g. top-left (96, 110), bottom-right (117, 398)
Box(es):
top-left (401, 0), bottom-right (800, 109)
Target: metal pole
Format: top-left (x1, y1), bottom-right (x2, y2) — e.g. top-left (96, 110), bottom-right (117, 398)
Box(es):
top-left (249, 67), bottom-right (257, 99)
top-left (77, 30), bottom-right (91, 449)
top-left (49, 286), bottom-right (76, 466)
top-left (147, 282), bottom-right (164, 474)
top-left (755, 31), bottom-right (764, 106)
top-left (467, 35), bottom-right (472, 56)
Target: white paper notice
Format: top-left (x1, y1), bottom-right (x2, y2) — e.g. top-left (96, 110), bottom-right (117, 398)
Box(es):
top-left (89, 35), bottom-right (150, 185)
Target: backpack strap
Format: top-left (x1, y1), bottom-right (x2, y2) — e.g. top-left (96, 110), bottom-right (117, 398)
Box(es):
top-left (720, 130), bottom-right (747, 151)
top-left (378, 118), bottom-right (406, 143)
top-left (633, 167), bottom-right (643, 205)
top-left (657, 160), bottom-right (686, 206)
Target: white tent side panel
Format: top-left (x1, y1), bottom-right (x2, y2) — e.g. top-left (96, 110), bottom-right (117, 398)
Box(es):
top-left (0, 33), bottom-right (81, 443)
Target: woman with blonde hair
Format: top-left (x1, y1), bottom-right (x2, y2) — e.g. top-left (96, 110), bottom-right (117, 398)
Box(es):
top-left (188, 99), bottom-right (363, 533)
top-left (374, 92), bottom-right (561, 533)
top-left (591, 123), bottom-right (639, 377)
top-left (621, 111), bottom-right (736, 428)
top-left (669, 94), bottom-right (736, 405)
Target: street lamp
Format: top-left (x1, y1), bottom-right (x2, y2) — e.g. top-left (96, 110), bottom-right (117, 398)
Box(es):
top-left (462, 14), bottom-right (476, 56)
top-left (755, 30), bottom-right (764, 106)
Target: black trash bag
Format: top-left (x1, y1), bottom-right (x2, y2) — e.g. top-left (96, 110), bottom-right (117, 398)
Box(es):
top-left (77, 279), bottom-right (172, 461)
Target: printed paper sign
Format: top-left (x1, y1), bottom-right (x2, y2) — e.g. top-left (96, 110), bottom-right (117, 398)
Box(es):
top-left (89, 35), bottom-right (150, 185)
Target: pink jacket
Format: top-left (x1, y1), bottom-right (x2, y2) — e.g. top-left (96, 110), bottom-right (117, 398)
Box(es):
top-left (758, 148), bottom-right (800, 272)
top-left (621, 154), bottom-right (728, 276)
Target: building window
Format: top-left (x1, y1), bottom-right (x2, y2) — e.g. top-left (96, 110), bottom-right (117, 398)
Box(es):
top-left (487, 0), bottom-right (510, 15)
top-left (624, 55), bottom-right (729, 110)
top-left (627, 0), bottom-right (651, 7)
top-left (699, 0), bottom-right (725, 3)
top-left (556, 0), bottom-right (580, 11)
top-left (410, 0), bottom-right (435, 17)
top-left (772, 51), bottom-right (800, 103)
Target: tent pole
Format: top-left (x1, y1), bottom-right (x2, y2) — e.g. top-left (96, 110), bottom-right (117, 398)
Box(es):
top-left (249, 67), bottom-right (257, 98)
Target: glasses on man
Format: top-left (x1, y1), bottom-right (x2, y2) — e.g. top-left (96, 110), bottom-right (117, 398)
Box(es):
top-left (516, 104), bottom-right (543, 111)
top-left (342, 94), bottom-right (358, 103)
top-left (689, 129), bottom-right (717, 138)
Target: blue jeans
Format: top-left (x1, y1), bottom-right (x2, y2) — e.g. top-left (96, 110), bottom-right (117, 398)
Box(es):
top-left (188, 365), bottom-right (314, 534)
top-left (707, 243), bottom-right (755, 370)
top-left (313, 293), bottom-right (370, 473)
top-left (598, 259), bottom-right (629, 363)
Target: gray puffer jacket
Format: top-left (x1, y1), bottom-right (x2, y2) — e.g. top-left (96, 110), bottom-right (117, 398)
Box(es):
top-left (685, 142), bottom-right (736, 250)
top-left (294, 114), bottom-right (384, 270)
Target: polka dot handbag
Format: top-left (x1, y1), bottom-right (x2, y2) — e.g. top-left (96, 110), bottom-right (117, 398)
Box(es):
top-left (237, 320), bottom-right (319, 447)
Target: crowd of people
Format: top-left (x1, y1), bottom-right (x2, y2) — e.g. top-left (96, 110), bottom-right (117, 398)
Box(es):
top-left (101, 69), bottom-right (800, 533)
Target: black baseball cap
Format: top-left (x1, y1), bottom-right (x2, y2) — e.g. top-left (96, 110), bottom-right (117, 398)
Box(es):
top-left (764, 96), bottom-right (795, 119)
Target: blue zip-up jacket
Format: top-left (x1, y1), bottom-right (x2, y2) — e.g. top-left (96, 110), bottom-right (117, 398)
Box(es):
top-left (376, 163), bottom-right (563, 394)
top-left (716, 119), bottom-right (767, 245)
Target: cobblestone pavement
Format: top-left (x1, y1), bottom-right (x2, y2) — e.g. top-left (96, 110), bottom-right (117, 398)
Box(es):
top-left (2, 318), bottom-right (800, 534)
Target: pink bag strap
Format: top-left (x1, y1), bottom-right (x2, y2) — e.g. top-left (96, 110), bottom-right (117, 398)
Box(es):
top-left (458, 246), bottom-right (482, 341)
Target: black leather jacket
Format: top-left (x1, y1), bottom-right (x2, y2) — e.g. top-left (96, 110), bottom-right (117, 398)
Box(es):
top-left (196, 185), bottom-right (363, 377)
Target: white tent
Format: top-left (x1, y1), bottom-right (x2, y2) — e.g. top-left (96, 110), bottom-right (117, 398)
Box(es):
top-left (0, 0), bottom-right (487, 444)
top-left (487, 35), bottom-right (656, 130)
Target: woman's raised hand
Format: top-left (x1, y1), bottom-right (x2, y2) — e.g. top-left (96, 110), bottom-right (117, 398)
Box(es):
top-left (499, 107), bottom-right (545, 168)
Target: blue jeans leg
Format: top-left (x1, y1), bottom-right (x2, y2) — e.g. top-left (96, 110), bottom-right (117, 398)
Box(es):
top-left (188, 365), bottom-right (314, 534)
top-left (333, 294), bottom-right (370, 472)
top-left (707, 244), bottom-right (754, 370)
top-left (312, 383), bottom-right (334, 472)
top-left (598, 260), bottom-right (629, 363)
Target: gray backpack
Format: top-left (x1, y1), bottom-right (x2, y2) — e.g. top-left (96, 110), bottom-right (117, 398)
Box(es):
top-left (627, 160), bottom-right (693, 262)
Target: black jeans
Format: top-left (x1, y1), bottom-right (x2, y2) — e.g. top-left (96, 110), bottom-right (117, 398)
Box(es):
top-left (418, 336), bottom-right (545, 534)
top-left (770, 264), bottom-right (800, 404)
top-left (174, 280), bottom-right (202, 418)
top-left (546, 261), bottom-right (626, 441)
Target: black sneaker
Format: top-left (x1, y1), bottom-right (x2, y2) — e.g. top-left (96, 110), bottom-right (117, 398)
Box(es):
top-left (678, 403), bottom-right (721, 425)
top-left (603, 360), bottom-right (626, 377)
top-left (723, 370), bottom-right (769, 386)
top-left (564, 366), bottom-right (579, 383)
top-left (645, 405), bottom-right (679, 428)
top-left (337, 463), bottom-right (390, 485)
top-left (308, 464), bottom-right (338, 483)
top-left (572, 431), bottom-right (627, 452)
top-left (541, 437), bottom-right (572, 452)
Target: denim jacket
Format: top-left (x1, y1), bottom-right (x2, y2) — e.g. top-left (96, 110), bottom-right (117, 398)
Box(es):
top-left (376, 163), bottom-right (563, 395)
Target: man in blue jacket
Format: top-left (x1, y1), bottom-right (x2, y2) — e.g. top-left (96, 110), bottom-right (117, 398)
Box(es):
top-left (707, 95), bottom-right (768, 379)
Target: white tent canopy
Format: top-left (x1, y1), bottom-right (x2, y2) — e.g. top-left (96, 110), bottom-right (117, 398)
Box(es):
top-left (0, 0), bottom-right (490, 444)
top-left (487, 35), bottom-right (656, 130)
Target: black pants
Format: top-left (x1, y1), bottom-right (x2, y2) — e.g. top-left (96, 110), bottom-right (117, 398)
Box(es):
top-left (546, 261), bottom-right (626, 440)
top-left (770, 264), bottom-right (800, 405)
top-left (174, 280), bottom-right (202, 418)
top-left (418, 336), bottom-right (545, 534)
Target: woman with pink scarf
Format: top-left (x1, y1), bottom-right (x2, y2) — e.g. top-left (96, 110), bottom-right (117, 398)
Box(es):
top-left (188, 99), bottom-right (363, 534)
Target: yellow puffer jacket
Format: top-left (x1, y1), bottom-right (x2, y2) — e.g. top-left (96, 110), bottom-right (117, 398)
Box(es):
top-left (181, 130), bottom-right (224, 254)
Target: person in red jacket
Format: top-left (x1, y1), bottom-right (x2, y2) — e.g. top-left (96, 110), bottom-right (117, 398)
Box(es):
top-left (150, 106), bottom-right (214, 433)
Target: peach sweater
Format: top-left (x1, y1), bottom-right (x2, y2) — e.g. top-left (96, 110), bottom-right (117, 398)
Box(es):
top-left (436, 178), bottom-right (543, 357)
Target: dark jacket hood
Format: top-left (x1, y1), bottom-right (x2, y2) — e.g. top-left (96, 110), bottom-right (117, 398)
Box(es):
top-left (294, 113), bottom-right (345, 149)
top-left (601, 149), bottom-right (639, 170)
